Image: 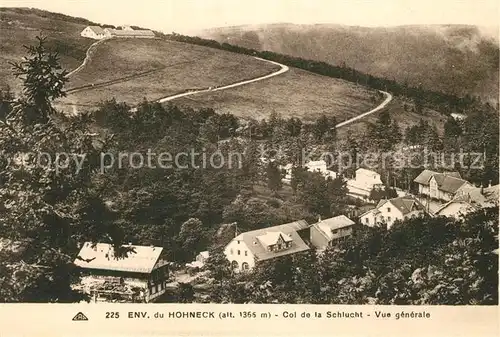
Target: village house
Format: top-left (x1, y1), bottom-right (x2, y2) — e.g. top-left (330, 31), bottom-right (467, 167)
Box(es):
top-left (310, 215), bottom-right (356, 251)
top-left (360, 196), bottom-right (428, 229)
top-left (435, 184), bottom-right (499, 219)
top-left (346, 168), bottom-right (384, 200)
top-left (413, 170), bottom-right (472, 202)
top-left (224, 220), bottom-right (310, 272)
top-left (73, 242), bottom-right (169, 303)
top-left (80, 26), bottom-right (107, 40)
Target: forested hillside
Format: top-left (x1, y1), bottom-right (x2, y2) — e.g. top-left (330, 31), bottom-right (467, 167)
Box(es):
top-left (202, 23), bottom-right (499, 103)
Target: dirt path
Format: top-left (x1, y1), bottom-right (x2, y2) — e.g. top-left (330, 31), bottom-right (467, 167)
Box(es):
top-left (66, 37), bottom-right (112, 78)
top-left (65, 38), bottom-right (391, 128)
top-left (156, 57), bottom-right (289, 103)
top-left (335, 90), bottom-right (393, 128)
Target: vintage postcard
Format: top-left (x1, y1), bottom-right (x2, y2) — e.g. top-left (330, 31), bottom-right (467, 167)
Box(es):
top-left (0, 0), bottom-right (498, 336)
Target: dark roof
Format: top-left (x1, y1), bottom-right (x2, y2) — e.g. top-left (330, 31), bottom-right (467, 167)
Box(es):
top-left (235, 220), bottom-right (310, 262)
top-left (414, 170), bottom-right (467, 193)
top-left (436, 175), bottom-right (468, 193)
top-left (413, 169), bottom-right (437, 185)
top-left (377, 196), bottom-right (426, 215)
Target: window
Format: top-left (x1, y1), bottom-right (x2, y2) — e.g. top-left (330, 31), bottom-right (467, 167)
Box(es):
top-left (237, 250), bottom-right (241, 255)
top-left (244, 251), bottom-right (248, 256)
top-left (237, 240), bottom-right (240, 244)
top-left (230, 249), bottom-right (233, 255)
top-left (365, 218), bottom-right (369, 224)
top-left (242, 262), bottom-right (249, 270)
top-left (387, 207), bottom-right (391, 212)
top-left (388, 216), bottom-right (391, 221)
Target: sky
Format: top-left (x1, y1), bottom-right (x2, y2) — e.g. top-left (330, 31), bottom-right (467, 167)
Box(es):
top-left (1, 0), bottom-right (498, 34)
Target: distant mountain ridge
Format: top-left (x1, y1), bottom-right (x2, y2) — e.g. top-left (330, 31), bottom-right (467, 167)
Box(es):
top-left (201, 23), bottom-right (499, 102)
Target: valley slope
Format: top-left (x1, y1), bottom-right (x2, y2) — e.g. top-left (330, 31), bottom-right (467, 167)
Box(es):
top-left (201, 23), bottom-right (499, 102)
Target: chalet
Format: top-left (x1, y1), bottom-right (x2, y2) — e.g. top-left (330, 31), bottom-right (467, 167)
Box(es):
top-left (310, 215), bottom-right (355, 250)
top-left (435, 184), bottom-right (499, 219)
top-left (413, 170), bottom-right (472, 202)
top-left (360, 196), bottom-right (427, 229)
top-left (80, 26), bottom-right (107, 40)
top-left (73, 242), bottom-right (169, 303)
top-left (224, 220), bottom-right (310, 272)
top-left (346, 168), bottom-right (384, 200)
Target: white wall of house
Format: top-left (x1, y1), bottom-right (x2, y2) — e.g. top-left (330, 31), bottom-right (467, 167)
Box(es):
top-left (360, 201), bottom-right (405, 229)
top-left (224, 239), bottom-right (255, 271)
top-left (80, 27), bottom-right (105, 40)
top-left (418, 184), bottom-right (430, 195)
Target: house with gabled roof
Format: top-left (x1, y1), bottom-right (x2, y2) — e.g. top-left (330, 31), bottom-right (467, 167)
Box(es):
top-left (224, 220), bottom-right (310, 272)
top-left (80, 26), bottom-right (108, 40)
top-left (310, 215), bottom-right (356, 250)
top-left (73, 242), bottom-right (169, 303)
top-left (360, 196), bottom-right (428, 229)
top-left (435, 184), bottom-right (499, 219)
top-left (413, 169), bottom-right (472, 202)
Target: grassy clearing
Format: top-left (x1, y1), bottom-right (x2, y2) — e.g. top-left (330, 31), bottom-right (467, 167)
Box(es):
top-left (0, 8), bottom-right (94, 92)
top-left (58, 38), bottom-right (280, 111)
top-left (172, 67), bottom-right (379, 122)
top-left (336, 98), bottom-right (448, 140)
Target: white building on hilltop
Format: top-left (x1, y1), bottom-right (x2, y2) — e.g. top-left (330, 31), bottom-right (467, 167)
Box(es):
top-left (81, 26), bottom-right (156, 40)
top-left (80, 26), bottom-right (108, 40)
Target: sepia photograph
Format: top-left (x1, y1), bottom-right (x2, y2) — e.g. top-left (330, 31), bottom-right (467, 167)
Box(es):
top-left (0, 0), bottom-right (498, 311)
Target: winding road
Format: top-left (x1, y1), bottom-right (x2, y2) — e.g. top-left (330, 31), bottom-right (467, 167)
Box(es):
top-left (156, 57), bottom-right (289, 103)
top-left (66, 39), bottom-right (392, 125)
top-left (66, 37), bottom-right (111, 78)
top-left (335, 90), bottom-right (393, 128)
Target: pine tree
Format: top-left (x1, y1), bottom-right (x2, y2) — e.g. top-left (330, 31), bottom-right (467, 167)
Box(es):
top-left (0, 36), bottom-right (123, 302)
